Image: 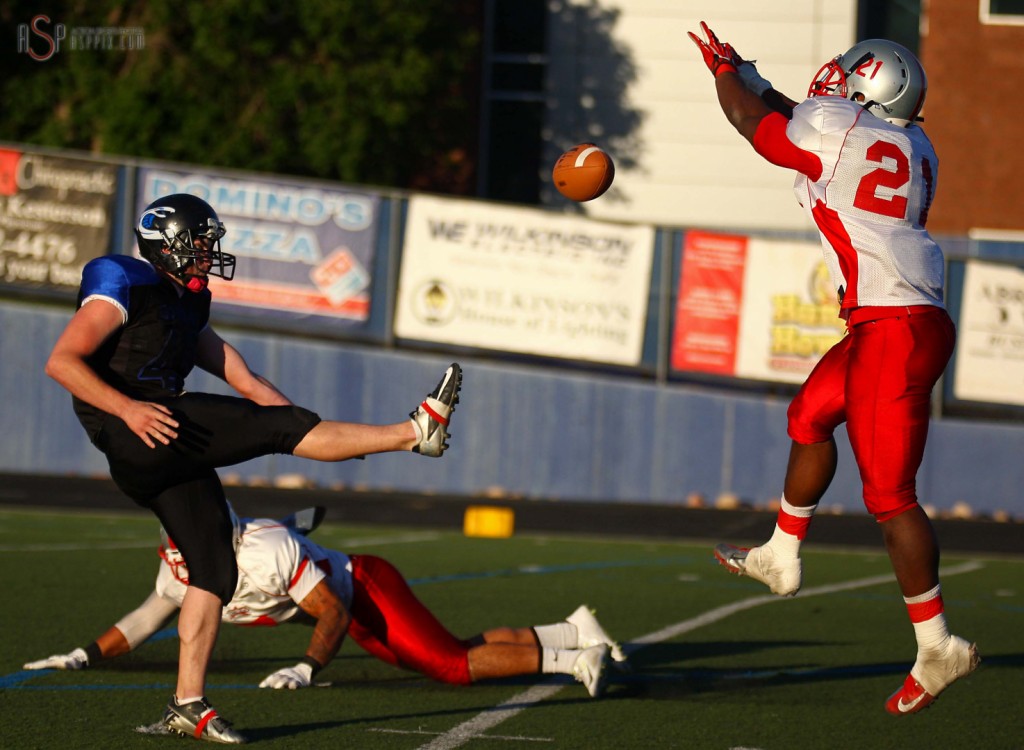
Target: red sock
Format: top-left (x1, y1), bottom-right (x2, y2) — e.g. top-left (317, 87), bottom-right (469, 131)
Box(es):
top-left (905, 586), bottom-right (945, 623)
top-left (767, 497), bottom-right (816, 557)
top-left (776, 496), bottom-right (815, 540)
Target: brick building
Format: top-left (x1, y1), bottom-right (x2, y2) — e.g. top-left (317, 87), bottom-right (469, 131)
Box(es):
top-left (921, 0), bottom-right (1024, 234)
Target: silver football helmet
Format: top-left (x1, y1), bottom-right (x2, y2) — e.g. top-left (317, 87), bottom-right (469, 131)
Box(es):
top-left (808, 39), bottom-right (927, 127)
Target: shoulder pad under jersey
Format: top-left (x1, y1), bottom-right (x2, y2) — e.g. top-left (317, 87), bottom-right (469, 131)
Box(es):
top-left (79, 255), bottom-right (161, 314)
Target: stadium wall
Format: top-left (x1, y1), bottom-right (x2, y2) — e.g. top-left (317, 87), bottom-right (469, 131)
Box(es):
top-left (2, 297), bottom-right (1022, 518)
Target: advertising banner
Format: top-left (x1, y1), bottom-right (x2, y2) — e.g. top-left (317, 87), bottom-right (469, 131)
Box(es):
top-left (952, 260), bottom-right (1024, 406)
top-left (0, 148), bottom-right (118, 294)
top-left (670, 230), bottom-right (746, 375)
top-left (672, 230), bottom-right (844, 384)
top-left (395, 195), bottom-right (655, 366)
top-left (136, 169), bottom-right (380, 326)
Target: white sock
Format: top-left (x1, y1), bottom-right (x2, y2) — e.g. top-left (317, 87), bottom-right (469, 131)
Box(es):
top-left (533, 622), bottom-right (578, 650)
top-left (409, 417), bottom-right (424, 443)
top-left (540, 647), bottom-right (579, 675)
top-left (912, 615), bottom-right (950, 655)
top-left (174, 695), bottom-right (203, 706)
top-left (906, 585), bottom-right (950, 654)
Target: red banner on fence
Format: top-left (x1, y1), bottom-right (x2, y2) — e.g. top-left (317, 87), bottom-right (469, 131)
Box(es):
top-left (670, 230), bottom-right (747, 375)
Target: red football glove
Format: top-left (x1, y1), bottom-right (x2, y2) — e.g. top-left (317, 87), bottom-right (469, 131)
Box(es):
top-left (688, 21), bottom-right (738, 78)
top-left (722, 39), bottom-right (775, 96)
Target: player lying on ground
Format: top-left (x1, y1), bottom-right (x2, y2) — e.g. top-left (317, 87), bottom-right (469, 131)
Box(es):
top-left (25, 506), bottom-right (626, 711)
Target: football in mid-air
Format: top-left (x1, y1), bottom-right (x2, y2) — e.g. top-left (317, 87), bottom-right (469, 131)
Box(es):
top-left (551, 143), bottom-right (615, 202)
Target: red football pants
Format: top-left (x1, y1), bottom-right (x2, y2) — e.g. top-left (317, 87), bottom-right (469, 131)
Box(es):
top-left (347, 554), bottom-right (472, 685)
top-left (786, 307), bottom-right (955, 520)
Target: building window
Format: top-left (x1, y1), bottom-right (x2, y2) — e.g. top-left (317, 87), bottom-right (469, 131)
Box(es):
top-left (479, 0), bottom-right (548, 204)
top-left (860, 0), bottom-right (921, 53)
top-left (981, 0), bottom-right (1024, 24)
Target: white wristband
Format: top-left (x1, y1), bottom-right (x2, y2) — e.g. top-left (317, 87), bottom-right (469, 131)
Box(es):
top-left (294, 661), bottom-right (314, 681)
top-left (737, 62), bottom-right (773, 96)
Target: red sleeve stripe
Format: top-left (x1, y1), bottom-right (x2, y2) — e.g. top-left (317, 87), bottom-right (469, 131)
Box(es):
top-left (753, 112), bottom-right (823, 181)
top-left (289, 557), bottom-right (310, 590)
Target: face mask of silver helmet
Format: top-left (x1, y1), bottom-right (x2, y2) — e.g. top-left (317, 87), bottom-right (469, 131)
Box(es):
top-left (134, 193), bottom-right (236, 293)
top-left (808, 39), bottom-right (927, 127)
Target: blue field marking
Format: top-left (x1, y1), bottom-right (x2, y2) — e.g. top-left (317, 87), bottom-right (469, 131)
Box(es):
top-left (0, 670), bottom-right (50, 688)
top-left (149, 626), bottom-right (178, 642)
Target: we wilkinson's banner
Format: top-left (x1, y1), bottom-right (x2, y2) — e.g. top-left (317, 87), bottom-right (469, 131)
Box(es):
top-left (395, 195), bottom-right (655, 366)
top-left (0, 149), bottom-right (118, 294)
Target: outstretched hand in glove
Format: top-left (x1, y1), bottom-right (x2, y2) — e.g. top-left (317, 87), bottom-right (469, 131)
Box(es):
top-left (689, 21), bottom-right (774, 95)
top-left (688, 21), bottom-right (739, 77)
top-left (24, 647), bottom-right (89, 670)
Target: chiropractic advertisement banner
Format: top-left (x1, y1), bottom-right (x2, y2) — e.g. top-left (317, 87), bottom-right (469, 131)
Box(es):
top-left (671, 230), bottom-right (845, 384)
top-left (395, 195), bottom-right (655, 366)
top-left (0, 149), bottom-right (118, 295)
top-left (136, 168), bottom-right (381, 327)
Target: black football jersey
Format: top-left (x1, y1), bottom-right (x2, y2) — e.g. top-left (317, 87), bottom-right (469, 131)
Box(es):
top-left (72, 255), bottom-right (211, 439)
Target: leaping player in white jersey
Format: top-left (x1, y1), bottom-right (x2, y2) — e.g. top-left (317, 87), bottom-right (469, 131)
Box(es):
top-left (24, 505), bottom-right (625, 716)
top-left (689, 23), bottom-right (979, 714)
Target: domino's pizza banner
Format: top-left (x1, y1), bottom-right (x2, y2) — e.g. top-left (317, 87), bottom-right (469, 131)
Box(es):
top-left (0, 149), bottom-right (118, 294)
top-left (395, 195), bottom-right (655, 366)
top-left (135, 168), bottom-right (381, 326)
top-left (952, 259), bottom-right (1024, 407)
top-left (671, 230), bottom-right (845, 384)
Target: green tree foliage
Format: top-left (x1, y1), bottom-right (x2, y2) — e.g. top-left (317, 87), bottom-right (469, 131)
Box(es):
top-left (1, 1), bottom-right (482, 193)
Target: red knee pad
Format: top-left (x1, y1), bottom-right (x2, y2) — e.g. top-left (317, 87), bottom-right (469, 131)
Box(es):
top-left (787, 394), bottom-right (837, 445)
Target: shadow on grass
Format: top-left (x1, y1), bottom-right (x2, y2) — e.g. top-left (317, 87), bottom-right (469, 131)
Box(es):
top-left (602, 642), bottom-right (1022, 701)
top-left (242, 688), bottom-right (602, 742)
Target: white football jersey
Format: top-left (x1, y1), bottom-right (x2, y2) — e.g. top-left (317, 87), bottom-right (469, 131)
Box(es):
top-left (155, 519), bottom-right (354, 626)
top-left (787, 96), bottom-right (945, 312)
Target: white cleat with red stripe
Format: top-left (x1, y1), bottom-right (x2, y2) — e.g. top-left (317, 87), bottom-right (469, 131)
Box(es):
top-left (161, 696), bottom-right (246, 744)
top-left (410, 363), bottom-right (462, 457)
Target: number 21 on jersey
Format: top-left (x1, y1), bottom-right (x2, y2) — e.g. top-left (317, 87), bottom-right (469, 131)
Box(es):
top-left (853, 140), bottom-right (934, 226)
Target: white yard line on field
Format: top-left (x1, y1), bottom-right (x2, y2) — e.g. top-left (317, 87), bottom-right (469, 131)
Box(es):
top-left (415, 685), bottom-right (565, 750)
top-left (411, 561), bottom-right (985, 750)
top-left (369, 726), bottom-right (553, 742)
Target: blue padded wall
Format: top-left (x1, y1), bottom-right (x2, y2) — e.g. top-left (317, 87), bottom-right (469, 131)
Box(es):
top-left (1, 299), bottom-right (1020, 516)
